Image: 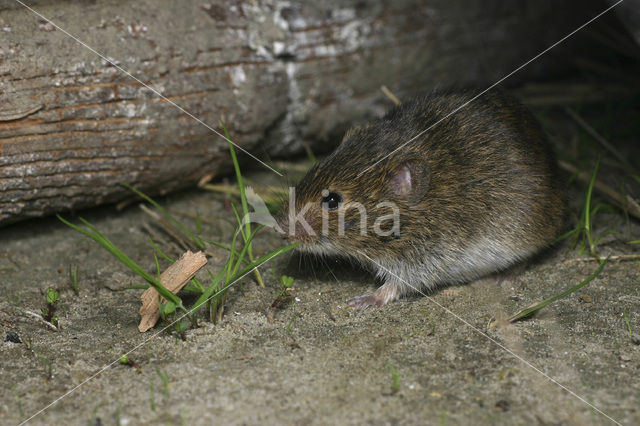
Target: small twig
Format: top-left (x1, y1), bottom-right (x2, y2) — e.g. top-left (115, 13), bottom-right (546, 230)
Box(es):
top-left (381, 85), bottom-right (401, 105)
top-left (0, 104), bottom-right (43, 121)
top-left (197, 172), bottom-right (216, 187)
top-left (139, 204), bottom-right (192, 251)
top-left (11, 306), bottom-right (59, 331)
top-left (172, 210), bottom-right (217, 226)
top-left (559, 160), bottom-right (640, 221)
top-left (564, 107), bottom-right (634, 173)
top-left (142, 223), bottom-right (173, 250)
top-left (115, 197), bottom-right (136, 211)
top-left (562, 254), bottom-right (640, 264)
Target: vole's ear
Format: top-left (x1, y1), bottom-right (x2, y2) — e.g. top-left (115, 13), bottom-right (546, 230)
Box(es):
top-left (387, 160), bottom-right (430, 202)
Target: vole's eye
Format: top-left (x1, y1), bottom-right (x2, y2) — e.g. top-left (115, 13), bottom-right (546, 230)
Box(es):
top-left (321, 190), bottom-right (342, 210)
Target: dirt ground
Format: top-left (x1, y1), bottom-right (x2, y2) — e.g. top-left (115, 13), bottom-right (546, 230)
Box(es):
top-left (0, 158), bottom-right (639, 426)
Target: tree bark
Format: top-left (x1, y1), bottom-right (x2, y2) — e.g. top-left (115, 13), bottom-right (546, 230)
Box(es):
top-left (0, 0), bottom-right (614, 225)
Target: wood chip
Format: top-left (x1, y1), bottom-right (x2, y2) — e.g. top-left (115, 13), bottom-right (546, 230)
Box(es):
top-left (138, 250), bottom-right (207, 332)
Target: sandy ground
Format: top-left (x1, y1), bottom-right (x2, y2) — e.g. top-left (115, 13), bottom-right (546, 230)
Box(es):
top-left (0, 165), bottom-right (639, 426)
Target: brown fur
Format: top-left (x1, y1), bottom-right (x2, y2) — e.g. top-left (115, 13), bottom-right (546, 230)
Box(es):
top-left (278, 90), bottom-right (565, 309)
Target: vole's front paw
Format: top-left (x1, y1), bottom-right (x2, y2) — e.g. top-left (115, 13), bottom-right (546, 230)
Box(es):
top-left (348, 283), bottom-right (400, 310)
top-left (348, 293), bottom-right (384, 310)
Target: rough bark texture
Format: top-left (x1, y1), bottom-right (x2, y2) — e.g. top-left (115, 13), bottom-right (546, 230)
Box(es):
top-left (0, 0), bottom-right (616, 225)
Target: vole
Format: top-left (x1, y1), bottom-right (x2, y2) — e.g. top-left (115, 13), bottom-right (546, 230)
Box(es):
top-left (278, 90), bottom-right (564, 309)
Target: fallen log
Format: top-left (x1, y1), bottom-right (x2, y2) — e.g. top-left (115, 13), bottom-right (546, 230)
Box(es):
top-left (0, 0), bottom-right (615, 225)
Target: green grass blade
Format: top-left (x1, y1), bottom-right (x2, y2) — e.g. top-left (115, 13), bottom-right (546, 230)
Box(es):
top-left (182, 283), bottom-right (204, 294)
top-left (220, 121), bottom-right (251, 243)
top-left (220, 120), bottom-right (265, 288)
top-left (77, 218), bottom-right (156, 285)
top-left (230, 203), bottom-right (243, 233)
top-left (201, 237), bottom-right (241, 257)
top-left (154, 252), bottom-right (161, 282)
top-left (593, 230), bottom-right (618, 246)
top-left (231, 225), bottom-right (264, 277)
top-left (149, 237), bottom-right (175, 263)
top-left (121, 183), bottom-right (205, 249)
top-left (225, 211), bottom-right (241, 283)
top-left (234, 243), bottom-right (298, 282)
top-left (190, 277), bottom-right (205, 293)
top-left (228, 205), bottom-right (263, 274)
top-left (508, 258), bottom-right (608, 322)
top-left (552, 228), bottom-right (580, 245)
top-left (191, 242), bottom-right (298, 315)
top-left (58, 215), bottom-right (183, 307)
top-left (590, 203), bottom-right (615, 218)
top-left (584, 159), bottom-right (600, 255)
top-left (201, 238), bottom-right (232, 252)
top-left (194, 265), bottom-right (227, 311)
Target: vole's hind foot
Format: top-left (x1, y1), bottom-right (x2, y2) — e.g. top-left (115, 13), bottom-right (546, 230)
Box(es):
top-left (348, 282), bottom-right (400, 310)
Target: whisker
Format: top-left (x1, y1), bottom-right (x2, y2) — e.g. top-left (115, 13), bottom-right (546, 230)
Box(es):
top-left (320, 257), bottom-right (339, 283)
top-left (309, 255), bottom-right (319, 282)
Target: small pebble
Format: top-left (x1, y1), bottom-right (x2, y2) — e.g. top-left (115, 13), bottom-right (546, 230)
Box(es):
top-left (495, 400), bottom-right (510, 412)
top-left (4, 331), bottom-right (22, 344)
top-left (618, 353), bottom-right (632, 362)
top-left (579, 294), bottom-right (592, 303)
top-left (631, 333), bottom-right (640, 345)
